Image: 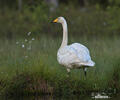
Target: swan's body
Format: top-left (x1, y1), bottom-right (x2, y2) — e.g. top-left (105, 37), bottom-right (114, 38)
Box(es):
top-left (53, 17), bottom-right (95, 76)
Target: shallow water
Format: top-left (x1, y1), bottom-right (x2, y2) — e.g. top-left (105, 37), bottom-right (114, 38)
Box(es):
top-left (1, 94), bottom-right (120, 100)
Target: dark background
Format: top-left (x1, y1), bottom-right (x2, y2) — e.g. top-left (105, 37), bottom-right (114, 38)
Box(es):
top-left (0, 0), bottom-right (120, 39)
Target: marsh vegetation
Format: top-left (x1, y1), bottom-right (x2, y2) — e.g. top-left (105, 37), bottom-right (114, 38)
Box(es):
top-left (0, 36), bottom-right (120, 96)
top-left (0, 0), bottom-right (120, 96)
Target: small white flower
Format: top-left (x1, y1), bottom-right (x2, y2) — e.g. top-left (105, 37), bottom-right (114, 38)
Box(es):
top-left (103, 22), bottom-right (107, 26)
top-left (16, 42), bottom-right (19, 44)
top-left (32, 38), bottom-right (35, 41)
top-left (25, 56), bottom-right (28, 58)
top-left (29, 41), bottom-right (32, 44)
top-left (27, 46), bottom-right (31, 50)
top-left (25, 39), bottom-right (28, 42)
top-left (22, 44), bottom-right (25, 48)
top-left (27, 32), bottom-right (31, 36)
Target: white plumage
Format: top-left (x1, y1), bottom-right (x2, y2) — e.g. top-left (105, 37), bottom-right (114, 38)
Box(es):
top-left (53, 17), bottom-right (95, 76)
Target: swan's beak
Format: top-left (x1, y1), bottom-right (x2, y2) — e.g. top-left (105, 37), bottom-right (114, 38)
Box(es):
top-left (53, 18), bottom-right (58, 23)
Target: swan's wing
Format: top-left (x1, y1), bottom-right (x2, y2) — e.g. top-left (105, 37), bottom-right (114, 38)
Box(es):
top-left (57, 43), bottom-right (95, 67)
top-left (70, 43), bottom-right (91, 62)
top-left (69, 43), bottom-right (95, 66)
top-left (57, 46), bottom-right (80, 67)
top-left (70, 43), bottom-right (95, 66)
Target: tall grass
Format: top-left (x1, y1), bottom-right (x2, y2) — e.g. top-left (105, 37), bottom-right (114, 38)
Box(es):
top-left (0, 5), bottom-right (120, 39)
top-left (0, 35), bottom-right (120, 96)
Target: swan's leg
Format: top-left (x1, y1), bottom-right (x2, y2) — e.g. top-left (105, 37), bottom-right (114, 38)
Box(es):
top-left (67, 68), bottom-right (70, 73)
top-left (83, 67), bottom-right (87, 77)
top-left (67, 68), bottom-right (70, 77)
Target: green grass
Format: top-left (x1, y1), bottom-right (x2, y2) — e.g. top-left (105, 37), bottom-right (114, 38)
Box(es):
top-left (0, 5), bottom-right (120, 39)
top-left (0, 35), bottom-right (120, 96)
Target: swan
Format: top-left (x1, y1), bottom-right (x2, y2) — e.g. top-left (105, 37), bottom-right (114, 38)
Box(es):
top-left (53, 17), bottom-right (95, 76)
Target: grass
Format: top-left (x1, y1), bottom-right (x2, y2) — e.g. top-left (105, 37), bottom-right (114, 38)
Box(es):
top-left (0, 2), bottom-right (120, 97)
top-left (0, 35), bottom-right (120, 96)
top-left (0, 5), bottom-right (120, 39)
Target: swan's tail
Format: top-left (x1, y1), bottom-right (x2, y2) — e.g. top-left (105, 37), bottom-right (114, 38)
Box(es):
top-left (88, 60), bottom-right (95, 67)
top-left (81, 60), bottom-right (95, 67)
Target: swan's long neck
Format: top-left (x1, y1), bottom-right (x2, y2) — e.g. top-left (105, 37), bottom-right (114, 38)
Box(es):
top-left (60, 20), bottom-right (68, 48)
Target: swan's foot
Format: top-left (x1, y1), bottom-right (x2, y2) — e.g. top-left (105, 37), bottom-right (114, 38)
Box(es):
top-left (66, 68), bottom-right (70, 77)
top-left (67, 68), bottom-right (70, 73)
top-left (84, 70), bottom-right (87, 77)
top-left (83, 68), bottom-right (87, 77)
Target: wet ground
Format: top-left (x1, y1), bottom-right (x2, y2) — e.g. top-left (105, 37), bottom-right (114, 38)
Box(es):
top-left (1, 93), bottom-right (120, 100)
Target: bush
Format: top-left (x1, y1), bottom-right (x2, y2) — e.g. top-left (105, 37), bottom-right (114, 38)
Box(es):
top-left (0, 4), bottom-right (120, 39)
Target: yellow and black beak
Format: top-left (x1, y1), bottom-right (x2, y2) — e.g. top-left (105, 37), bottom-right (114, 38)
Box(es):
top-left (53, 18), bottom-right (58, 23)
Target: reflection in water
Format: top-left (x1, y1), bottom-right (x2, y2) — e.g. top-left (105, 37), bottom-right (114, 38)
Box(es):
top-left (91, 92), bottom-right (110, 99)
top-left (1, 94), bottom-right (120, 100)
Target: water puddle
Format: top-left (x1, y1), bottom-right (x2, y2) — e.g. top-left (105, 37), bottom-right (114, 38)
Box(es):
top-left (0, 93), bottom-right (120, 100)
top-left (91, 92), bottom-right (110, 99)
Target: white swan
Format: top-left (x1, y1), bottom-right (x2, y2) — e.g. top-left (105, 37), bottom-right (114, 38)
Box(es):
top-left (53, 17), bottom-right (95, 76)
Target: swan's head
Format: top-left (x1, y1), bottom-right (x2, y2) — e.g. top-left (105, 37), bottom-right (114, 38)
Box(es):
top-left (53, 17), bottom-right (65, 24)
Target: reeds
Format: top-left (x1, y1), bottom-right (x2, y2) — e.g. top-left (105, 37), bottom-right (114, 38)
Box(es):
top-left (0, 36), bottom-right (120, 96)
